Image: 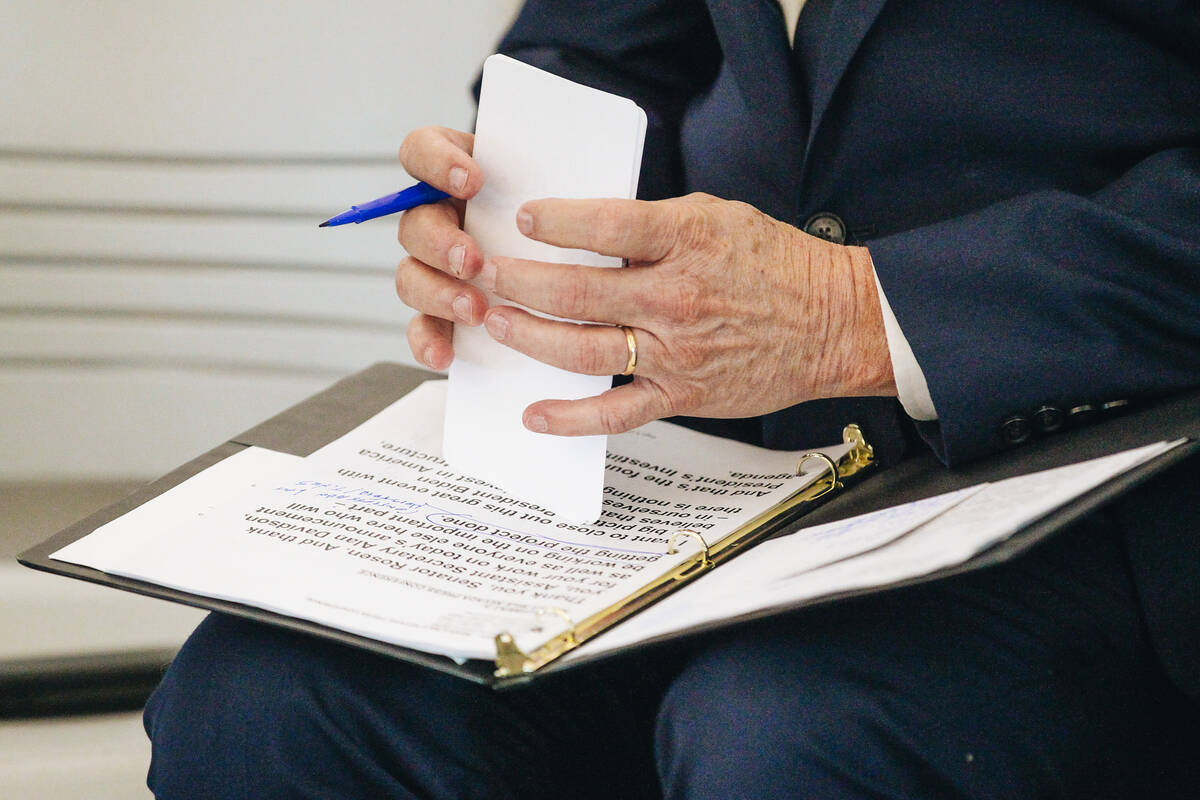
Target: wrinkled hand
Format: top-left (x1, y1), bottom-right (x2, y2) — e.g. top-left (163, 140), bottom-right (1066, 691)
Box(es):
top-left (393, 127), bottom-right (896, 437)
top-left (478, 194), bottom-right (897, 435)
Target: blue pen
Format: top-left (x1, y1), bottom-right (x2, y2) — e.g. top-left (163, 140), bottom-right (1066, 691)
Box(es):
top-left (318, 181), bottom-right (451, 227)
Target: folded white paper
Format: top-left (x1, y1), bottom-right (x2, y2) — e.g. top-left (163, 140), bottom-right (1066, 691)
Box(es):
top-left (445, 54), bottom-right (647, 523)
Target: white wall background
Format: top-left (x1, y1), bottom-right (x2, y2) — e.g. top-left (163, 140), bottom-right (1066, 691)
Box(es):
top-left (1, 4), bottom-right (522, 798)
top-left (1, 0), bottom-right (522, 482)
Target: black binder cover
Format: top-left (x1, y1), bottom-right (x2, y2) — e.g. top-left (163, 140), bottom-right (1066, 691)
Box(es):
top-left (18, 363), bottom-right (1200, 688)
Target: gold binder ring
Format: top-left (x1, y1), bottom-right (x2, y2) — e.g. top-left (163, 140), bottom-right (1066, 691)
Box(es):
top-left (667, 529), bottom-right (712, 568)
top-left (533, 607), bottom-right (577, 646)
top-left (842, 423), bottom-right (875, 468)
top-left (619, 326), bottom-right (639, 376)
top-left (797, 451), bottom-right (841, 498)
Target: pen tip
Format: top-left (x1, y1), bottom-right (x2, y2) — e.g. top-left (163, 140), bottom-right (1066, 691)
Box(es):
top-left (318, 220), bottom-right (330, 228)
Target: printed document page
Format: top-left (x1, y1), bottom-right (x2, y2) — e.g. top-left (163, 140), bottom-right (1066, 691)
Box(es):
top-left (52, 381), bottom-right (843, 663)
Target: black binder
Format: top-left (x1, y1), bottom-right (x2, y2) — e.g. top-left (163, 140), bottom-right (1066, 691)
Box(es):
top-left (18, 363), bottom-right (1200, 688)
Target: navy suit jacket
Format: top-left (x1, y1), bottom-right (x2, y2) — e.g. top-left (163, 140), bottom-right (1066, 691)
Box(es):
top-left (493, 0), bottom-right (1200, 700)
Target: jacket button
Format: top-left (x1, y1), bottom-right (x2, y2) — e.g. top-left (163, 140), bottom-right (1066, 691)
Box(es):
top-left (999, 414), bottom-right (1032, 446)
top-left (1033, 405), bottom-right (1065, 433)
top-left (803, 212), bottom-right (847, 244)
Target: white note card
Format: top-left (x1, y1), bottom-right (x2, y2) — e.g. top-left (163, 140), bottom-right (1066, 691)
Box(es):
top-left (445, 54), bottom-right (647, 523)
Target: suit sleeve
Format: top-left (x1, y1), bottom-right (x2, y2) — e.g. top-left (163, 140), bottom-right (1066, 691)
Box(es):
top-left (869, 146), bottom-right (1200, 464)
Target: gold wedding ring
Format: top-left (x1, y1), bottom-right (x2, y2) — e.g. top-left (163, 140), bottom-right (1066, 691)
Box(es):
top-left (620, 326), bottom-right (639, 376)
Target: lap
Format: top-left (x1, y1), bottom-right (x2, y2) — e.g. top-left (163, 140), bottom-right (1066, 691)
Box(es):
top-left (144, 613), bottom-right (671, 800)
top-left (658, 512), bottom-right (1183, 799)
top-left (145, 510), bottom-right (1193, 800)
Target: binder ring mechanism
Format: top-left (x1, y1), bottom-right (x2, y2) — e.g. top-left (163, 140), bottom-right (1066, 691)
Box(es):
top-left (797, 452), bottom-right (841, 499)
top-left (797, 423), bottom-right (874, 499)
top-left (495, 607), bottom-right (577, 677)
top-left (667, 529), bottom-right (713, 570)
top-left (530, 606), bottom-right (577, 645)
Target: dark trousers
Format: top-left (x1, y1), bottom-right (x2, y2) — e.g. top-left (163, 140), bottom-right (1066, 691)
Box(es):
top-left (143, 508), bottom-right (1198, 799)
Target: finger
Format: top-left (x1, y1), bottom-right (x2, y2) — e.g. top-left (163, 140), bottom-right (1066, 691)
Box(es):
top-left (523, 382), bottom-right (669, 437)
top-left (395, 257), bottom-right (487, 327)
top-left (517, 198), bottom-right (675, 262)
top-left (398, 126), bottom-right (483, 199)
top-left (407, 313), bottom-right (455, 371)
top-left (483, 307), bottom-right (649, 376)
top-left (481, 256), bottom-right (647, 325)
top-left (397, 202), bottom-right (484, 279)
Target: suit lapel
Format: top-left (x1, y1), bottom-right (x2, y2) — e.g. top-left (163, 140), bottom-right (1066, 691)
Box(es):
top-left (802, 0), bottom-right (889, 160)
top-left (704, 0), bottom-right (805, 195)
top-left (703, 0), bottom-right (890, 179)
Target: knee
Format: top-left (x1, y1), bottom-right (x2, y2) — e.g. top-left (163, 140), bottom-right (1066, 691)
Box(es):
top-left (652, 601), bottom-right (1157, 800)
top-left (655, 631), bottom-right (894, 799)
top-left (143, 613), bottom-right (544, 800)
top-left (143, 613), bottom-right (372, 798)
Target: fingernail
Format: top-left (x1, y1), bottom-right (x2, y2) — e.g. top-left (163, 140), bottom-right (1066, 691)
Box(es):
top-left (480, 259), bottom-right (497, 292)
top-left (484, 312), bottom-right (508, 341)
top-left (452, 294), bottom-right (472, 323)
top-left (525, 413), bottom-right (548, 433)
top-left (423, 345), bottom-right (440, 369)
top-left (517, 210), bottom-right (534, 236)
top-left (449, 167), bottom-right (468, 193)
top-left (448, 244), bottom-right (465, 276)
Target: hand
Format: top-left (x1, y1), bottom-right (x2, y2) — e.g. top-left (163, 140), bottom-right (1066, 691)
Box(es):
top-left (480, 194), bottom-right (898, 436)
top-left (393, 126), bottom-right (488, 370)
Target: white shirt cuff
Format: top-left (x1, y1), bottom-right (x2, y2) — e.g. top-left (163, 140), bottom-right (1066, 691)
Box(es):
top-left (872, 266), bottom-right (939, 421)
